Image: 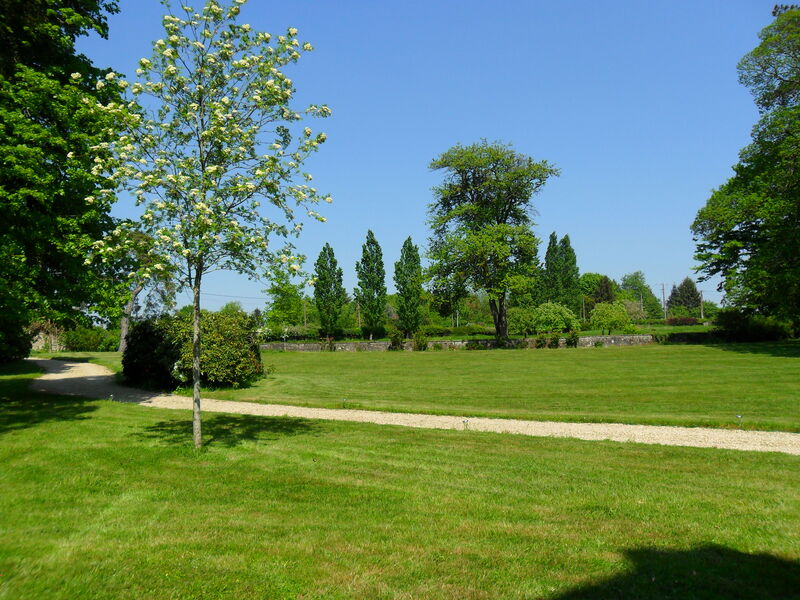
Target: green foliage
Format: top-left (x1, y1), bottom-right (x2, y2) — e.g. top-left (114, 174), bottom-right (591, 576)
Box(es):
top-left (62, 326), bottom-right (119, 352)
top-left (531, 302), bottom-right (579, 334)
top-left (565, 331), bottom-right (580, 348)
top-left (265, 270), bottom-right (306, 328)
top-left (667, 278), bottom-right (702, 314)
top-left (122, 318), bottom-right (179, 389)
top-left (590, 302), bottom-right (630, 335)
top-left (172, 309), bottom-right (263, 388)
top-left (694, 9), bottom-right (800, 323)
top-left (394, 237), bottom-right (423, 336)
top-left (541, 232), bottom-right (581, 314)
top-left (594, 276), bottom-right (616, 304)
top-left (388, 329), bottom-right (405, 351)
top-left (507, 306), bottom-right (537, 338)
top-left (713, 308), bottom-right (793, 342)
top-left (313, 244), bottom-right (347, 338)
top-left (353, 230), bottom-right (387, 339)
top-left (620, 271), bottom-right (663, 319)
top-left (548, 334), bottom-right (561, 349)
top-left (534, 334), bottom-right (548, 349)
top-left (427, 140), bottom-right (557, 339)
top-left (0, 1), bottom-right (125, 362)
top-left (412, 331), bottom-right (429, 351)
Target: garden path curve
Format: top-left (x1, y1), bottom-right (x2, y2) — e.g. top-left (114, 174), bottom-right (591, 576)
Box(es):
top-left (27, 358), bottom-right (800, 456)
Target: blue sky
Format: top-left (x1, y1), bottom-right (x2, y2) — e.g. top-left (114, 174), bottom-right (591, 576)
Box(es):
top-left (76, 0), bottom-right (775, 311)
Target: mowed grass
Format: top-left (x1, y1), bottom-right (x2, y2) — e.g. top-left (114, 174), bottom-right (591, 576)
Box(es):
top-left (1, 362), bottom-right (798, 599)
top-left (192, 342), bottom-right (800, 432)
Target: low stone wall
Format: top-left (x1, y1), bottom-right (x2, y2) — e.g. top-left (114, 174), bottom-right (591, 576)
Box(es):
top-left (261, 334), bottom-right (653, 352)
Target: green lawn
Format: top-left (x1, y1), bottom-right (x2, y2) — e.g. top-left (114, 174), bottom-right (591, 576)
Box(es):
top-left (191, 342), bottom-right (800, 432)
top-left (1, 361), bottom-right (798, 599)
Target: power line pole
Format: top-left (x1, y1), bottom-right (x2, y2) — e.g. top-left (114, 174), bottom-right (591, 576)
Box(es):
top-left (699, 290), bottom-right (704, 320)
top-left (661, 284), bottom-right (667, 320)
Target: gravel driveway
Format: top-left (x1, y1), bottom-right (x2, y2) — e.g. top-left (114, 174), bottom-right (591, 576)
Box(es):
top-left (27, 358), bottom-right (800, 455)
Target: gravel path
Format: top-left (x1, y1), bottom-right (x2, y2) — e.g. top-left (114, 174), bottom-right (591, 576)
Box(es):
top-left (27, 358), bottom-right (800, 455)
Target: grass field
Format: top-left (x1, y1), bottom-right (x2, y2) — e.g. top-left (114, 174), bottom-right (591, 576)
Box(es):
top-left (37, 342), bottom-right (800, 432)
top-left (186, 342), bottom-right (800, 432)
top-left (1, 361), bottom-right (798, 599)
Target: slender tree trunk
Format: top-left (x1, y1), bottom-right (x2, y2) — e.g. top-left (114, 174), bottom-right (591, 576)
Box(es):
top-left (488, 296), bottom-right (509, 341)
top-left (192, 266), bottom-right (203, 449)
top-left (118, 284), bottom-right (144, 354)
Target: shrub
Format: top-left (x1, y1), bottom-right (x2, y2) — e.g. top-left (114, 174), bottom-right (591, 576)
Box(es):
top-left (171, 309), bottom-right (264, 388)
top-left (565, 331), bottom-right (580, 348)
top-left (713, 308), bottom-right (792, 342)
top-left (548, 334), bottom-right (561, 348)
top-left (465, 339), bottom-right (488, 350)
top-left (412, 331), bottom-right (428, 351)
top-left (421, 324), bottom-right (452, 337)
top-left (621, 324), bottom-right (641, 335)
top-left (666, 316), bottom-right (699, 326)
top-left (534, 334), bottom-right (548, 349)
top-left (508, 306), bottom-right (537, 338)
top-left (453, 324), bottom-right (494, 337)
top-left (122, 318), bottom-right (179, 389)
top-left (593, 340), bottom-right (604, 348)
top-left (531, 302), bottom-right (579, 334)
top-left (431, 342), bottom-right (443, 351)
top-left (360, 325), bottom-right (386, 340)
top-left (388, 329), bottom-right (405, 350)
top-left (62, 326), bottom-right (119, 352)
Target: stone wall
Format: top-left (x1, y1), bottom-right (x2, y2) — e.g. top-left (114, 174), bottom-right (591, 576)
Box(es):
top-left (261, 334), bottom-right (653, 352)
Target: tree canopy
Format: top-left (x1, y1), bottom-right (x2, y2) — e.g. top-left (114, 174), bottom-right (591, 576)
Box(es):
top-left (427, 140), bottom-right (558, 339)
top-left (394, 237), bottom-right (423, 336)
top-left (0, 0), bottom-right (123, 361)
top-left (314, 243), bottom-right (346, 338)
top-left (354, 230), bottom-right (386, 339)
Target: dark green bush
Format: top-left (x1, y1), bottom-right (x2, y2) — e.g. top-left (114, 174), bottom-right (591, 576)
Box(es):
top-left (431, 342), bottom-right (443, 351)
top-left (421, 324), bottom-right (452, 337)
top-left (548, 334), bottom-right (561, 348)
top-left (465, 339), bottom-right (489, 350)
top-left (412, 331), bottom-right (428, 351)
top-left (565, 331), bottom-right (580, 348)
top-left (666, 316), bottom-right (699, 326)
top-left (388, 329), bottom-right (405, 350)
top-left (593, 341), bottom-right (604, 348)
top-left (0, 323), bottom-right (32, 362)
top-left (171, 310), bottom-right (263, 388)
top-left (360, 325), bottom-right (386, 340)
top-left (534, 334), bottom-right (548, 349)
top-left (453, 324), bottom-right (494, 337)
top-left (63, 326), bottom-right (119, 352)
top-left (713, 308), bottom-right (792, 342)
top-left (122, 318), bottom-right (179, 389)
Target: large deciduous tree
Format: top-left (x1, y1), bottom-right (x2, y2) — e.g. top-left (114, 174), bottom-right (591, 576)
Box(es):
top-left (313, 243), bottom-right (346, 338)
top-left (0, 0), bottom-right (123, 361)
top-left (394, 237), bottom-right (423, 336)
top-left (101, 0), bottom-right (330, 447)
top-left (619, 270), bottom-right (663, 319)
top-left (693, 7), bottom-right (800, 323)
top-left (427, 140), bottom-right (558, 340)
top-left (353, 230), bottom-right (386, 339)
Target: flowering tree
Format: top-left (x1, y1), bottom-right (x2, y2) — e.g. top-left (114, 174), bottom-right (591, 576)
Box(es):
top-left (99, 0), bottom-right (331, 447)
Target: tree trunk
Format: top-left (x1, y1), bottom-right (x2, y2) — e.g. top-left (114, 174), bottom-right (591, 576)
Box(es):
top-left (118, 284), bottom-right (144, 354)
top-left (192, 267), bottom-right (203, 449)
top-left (488, 296), bottom-right (508, 341)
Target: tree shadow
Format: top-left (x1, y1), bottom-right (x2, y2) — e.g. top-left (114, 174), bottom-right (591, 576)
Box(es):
top-left (0, 361), bottom-right (98, 435)
top-left (135, 413), bottom-right (319, 448)
top-left (707, 340), bottom-right (800, 358)
top-left (553, 545), bottom-right (800, 600)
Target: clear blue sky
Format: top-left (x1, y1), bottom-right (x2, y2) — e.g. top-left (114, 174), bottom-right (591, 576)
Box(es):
top-left (76, 0), bottom-right (775, 311)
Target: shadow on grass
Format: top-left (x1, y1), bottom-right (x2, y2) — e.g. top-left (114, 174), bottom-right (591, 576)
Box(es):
top-left (0, 361), bottom-right (98, 435)
top-left (554, 544), bottom-right (800, 600)
top-left (707, 340), bottom-right (800, 358)
top-left (136, 413), bottom-right (319, 448)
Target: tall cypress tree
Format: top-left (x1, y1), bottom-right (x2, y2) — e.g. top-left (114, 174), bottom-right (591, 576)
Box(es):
top-left (313, 243), bottom-right (347, 338)
top-left (668, 277), bottom-right (702, 312)
top-left (594, 276), bottom-right (616, 304)
top-left (542, 232), bottom-right (561, 303)
top-left (557, 234), bottom-right (581, 313)
top-left (354, 230), bottom-right (387, 339)
top-left (394, 237), bottom-right (423, 336)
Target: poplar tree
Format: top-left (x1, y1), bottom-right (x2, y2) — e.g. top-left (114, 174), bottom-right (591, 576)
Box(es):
top-left (542, 232), bottom-right (561, 303)
top-left (557, 234), bottom-right (581, 313)
top-left (394, 237), bottom-right (423, 336)
top-left (314, 243), bottom-right (346, 338)
top-left (354, 230), bottom-right (387, 339)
